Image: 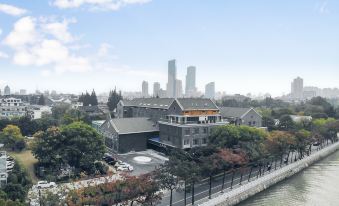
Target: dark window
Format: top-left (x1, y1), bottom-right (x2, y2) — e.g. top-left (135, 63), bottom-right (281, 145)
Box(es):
top-left (185, 129), bottom-right (190, 135)
top-left (202, 138), bottom-right (207, 144)
top-left (194, 128), bottom-right (199, 134)
top-left (193, 139), bottom-right (199, 145)
top-left (203, 127), bottom-right (208, 134)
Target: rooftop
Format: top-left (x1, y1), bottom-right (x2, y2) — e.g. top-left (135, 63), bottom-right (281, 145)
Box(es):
top-left (108, 117), bottom-right (158, 134)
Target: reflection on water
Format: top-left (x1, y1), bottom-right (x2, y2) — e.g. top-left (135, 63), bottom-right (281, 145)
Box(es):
top-left (237, 150), bottom-right (339, 206)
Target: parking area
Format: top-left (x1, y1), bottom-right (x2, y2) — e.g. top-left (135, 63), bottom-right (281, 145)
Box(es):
top-left (117, 149), bottom-right (168, 176)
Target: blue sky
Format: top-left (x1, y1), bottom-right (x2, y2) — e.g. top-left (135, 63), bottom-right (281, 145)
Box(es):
top-left (0, 0), bottom-right (338, 96)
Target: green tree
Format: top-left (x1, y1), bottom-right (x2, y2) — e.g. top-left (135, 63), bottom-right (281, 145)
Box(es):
top-left (0, 125), bottom-right (26, 151)
top-left (107, 88), bottom-right (123, 112)
top-left (278, 115), bottom-right (296, 131)
top-left (61, 122), bottom-right (105, 172)
top-left (38, 94), bottom-right (45, 105)
top-left (33, 122), bottom-right (106, 174)
top-left (209, 125), bottom-right (241, 148)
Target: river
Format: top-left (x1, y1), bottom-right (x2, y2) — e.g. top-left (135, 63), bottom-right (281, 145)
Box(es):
top-left (237, 150), bottom-right (339, 206)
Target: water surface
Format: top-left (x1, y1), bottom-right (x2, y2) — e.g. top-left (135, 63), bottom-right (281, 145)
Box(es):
top-left (238, 150), bottom-right (339, 206)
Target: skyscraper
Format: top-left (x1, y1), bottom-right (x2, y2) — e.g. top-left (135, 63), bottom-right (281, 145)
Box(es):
top-left (167, 59), bottom-right (177, 98)
top-left (4, 85), bottom-right (10, 96)
top-left (185, 66), bottom-right (196, 97)
top-left (205, 82), bottom-right (215, 99)
top-left (176, 80), bottom-right (183, 98)
top-left (153, 82), bottom-right (161, 97)
top-left (142, 81), bottom-right (149, 97)
top-left (291, 77), bottom-right (303, 100)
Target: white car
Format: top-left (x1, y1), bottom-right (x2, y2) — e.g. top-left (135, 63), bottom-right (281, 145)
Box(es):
top-left (37, 181), bottom-right (57, 189)
top-left (116, 164), bottom-right (134, 171)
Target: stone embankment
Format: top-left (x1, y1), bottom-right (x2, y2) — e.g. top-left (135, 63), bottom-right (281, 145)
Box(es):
top-left (198, 142), bottom-right (339, 206)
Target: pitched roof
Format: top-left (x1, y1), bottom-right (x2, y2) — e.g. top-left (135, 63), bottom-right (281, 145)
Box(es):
top-left (219, 107), bottom-right (252, 118)
top-left (176, 98), bottom-right (219, 110)
top-left (109, 117), bottom-right (158, 134)
top-left (122, 98), bottom-right (175, 109)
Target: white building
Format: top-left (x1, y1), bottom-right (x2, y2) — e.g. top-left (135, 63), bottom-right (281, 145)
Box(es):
top-left (291, 77), bottom-right (303, 100)
top-left (28, 105), bottom-right (52, 119)
top-left (0, 98), bottom-right (28, 118)
top-left (205, 82), bottom-right (215, 99)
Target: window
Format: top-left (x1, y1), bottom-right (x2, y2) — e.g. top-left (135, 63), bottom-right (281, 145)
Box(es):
top-left (203, 127), bottom-right (208, 134)
top-left (185, 129), bottom-right (190, 135)
top-left (184, 139), bottom-right (190, 145)
top-left (202, 138), bottom-right (207, 144)
top-left (194, 128), bottom-right (199, 134)
top-left (193, 139), bottom-right (199, 145)
top-left (253, 121), bottom-right (256, 125)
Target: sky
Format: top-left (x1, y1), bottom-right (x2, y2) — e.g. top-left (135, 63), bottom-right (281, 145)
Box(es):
top-left (0, 0), bottom-right (338, 97)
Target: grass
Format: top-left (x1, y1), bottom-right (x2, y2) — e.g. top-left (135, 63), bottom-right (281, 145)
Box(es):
top-left (9, 150), bottom-right (39, 183)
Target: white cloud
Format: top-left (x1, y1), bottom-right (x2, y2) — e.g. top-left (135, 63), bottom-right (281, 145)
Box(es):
top-left (42, 18), bottom-right (76, 43)
top-left (316, 1), bottom-right (330, 14)
top-left (0, 51), bottom-right (9, 59)
top-left (3, 16), bottom-right (91, 73)
top-left (52, 0), bottom-right (151, 11)
top-left (3, 16), bottom-right (38, 49)
top-left (98, 43), bottom-right (112, 57)
top-left (0, 3), bottom-right (27, 16)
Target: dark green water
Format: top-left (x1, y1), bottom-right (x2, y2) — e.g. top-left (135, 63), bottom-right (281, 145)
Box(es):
top-left (238, 150), bottom-right (339, 206)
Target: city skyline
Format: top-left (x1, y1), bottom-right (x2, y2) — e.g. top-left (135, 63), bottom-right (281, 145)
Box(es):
top-left (0, 1), bottom-right (338, 96)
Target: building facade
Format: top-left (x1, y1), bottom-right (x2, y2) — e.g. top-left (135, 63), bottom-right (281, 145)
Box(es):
top-left (205, 82), bottom-right (215, 99)
top-left (185, 66), bottom-right (196, 97)
top-left (3, 86), bottom-right (10, 96)
top-left (167, 59), bottom-right (177, 98)
top-left (153, 82), bottom-right (161, 97)
top-left (0, 98), bottom-right (28, 118)
top-left (99, 117), bottom-right (159, 153)
top-left (291, 77), bottom-right (303, 100)
top-left (142, 81), bottom-right (149, 97)
top-left (159, 98), bottom-right (226, 149)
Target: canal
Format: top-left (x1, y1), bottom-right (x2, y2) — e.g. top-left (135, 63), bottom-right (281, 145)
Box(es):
top-left (237, 150), bottom-right (339, 206)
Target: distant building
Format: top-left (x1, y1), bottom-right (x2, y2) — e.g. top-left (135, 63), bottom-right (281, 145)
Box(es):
top-left (176, 80), bottom-right (183, 98)
top-left (142, 81), bottom-right (149, 97)
top-left (167, 59), bottom-right (177, 98)
top-left (4, 86), bottom-right (10, 96)
top-left (19, 89), bottom-right (27, 95)
top-left (291, 77), bottom-right (303, 100)
top-left (153, 82), bottom-right (161, 97)
top-left (289, 115), bottom-right (312, 123)
top-left (0, 97), bottom-right (28, 118)
top-left (185, 66), bottom-right (196, 97)
top-left (219, 107), bottom-right (262, 127)
top-left (205, 82), bottom-right (215, 99)
top-left (28, 105), bottom-right (52, 119)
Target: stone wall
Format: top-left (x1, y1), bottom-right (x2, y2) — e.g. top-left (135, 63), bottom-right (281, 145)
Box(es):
top-left (198, 142), bottom-right (339, 206)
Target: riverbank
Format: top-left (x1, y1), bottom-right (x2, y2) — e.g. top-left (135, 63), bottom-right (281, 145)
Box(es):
top-left (197, 141), bottom-right (339, 206)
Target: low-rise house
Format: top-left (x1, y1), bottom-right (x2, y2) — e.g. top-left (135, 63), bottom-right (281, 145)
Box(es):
top-left (100, 117), bottom-right (159, 153)
top-left (219, 107), bottom-right (262, 127)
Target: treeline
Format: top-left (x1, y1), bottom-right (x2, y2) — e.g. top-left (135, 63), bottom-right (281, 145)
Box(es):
top-left (78, 90), bottom-right (98, 106)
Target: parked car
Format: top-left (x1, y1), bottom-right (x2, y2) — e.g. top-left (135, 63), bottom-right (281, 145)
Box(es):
top-left (103, 156), bottom-right (117, 165)
top-left (37, 181), bottom-right (57, 189)
top-left (116, 162), bottom-right (134, 171)
top-left (116, 165), bottom-right (134, 172)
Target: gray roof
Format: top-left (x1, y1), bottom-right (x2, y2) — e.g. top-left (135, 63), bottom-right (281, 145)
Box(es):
top-left (110, 117), bottom-right (158, 134)
top-left (122, 98), bottom-right (175, 109)
top-left (176, 98), bottom-right (219, 110)
top-left (219, 107), bottom-right (252, 118)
